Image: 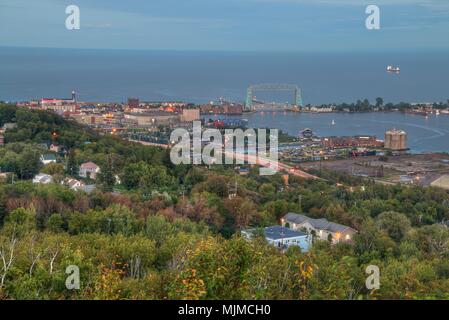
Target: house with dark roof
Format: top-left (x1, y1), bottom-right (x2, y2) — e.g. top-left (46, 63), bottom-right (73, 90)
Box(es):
top-left (40, 153), bottom-right (57, 165)
top-left (242, 225), bottom-right (312, 252)
top-left (281, 213), bottom-right (357, 244)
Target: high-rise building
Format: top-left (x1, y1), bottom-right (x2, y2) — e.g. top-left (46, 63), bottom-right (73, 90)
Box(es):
top-left (385, 129), bottom-right (407, 151)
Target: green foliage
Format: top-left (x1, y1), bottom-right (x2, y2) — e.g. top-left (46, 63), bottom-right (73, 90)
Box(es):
top-left (0, 104), bottom-right (448, 299)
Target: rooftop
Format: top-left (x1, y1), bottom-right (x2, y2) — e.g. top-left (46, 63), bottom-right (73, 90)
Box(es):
top-left (80, 161), bottom-right (99, 169)
top-left (264, 225), bottom-right (308, 240)
top-left (284, 212), bottom-right (355, 233)
top-left (41, 153), bottom-right (57, 161)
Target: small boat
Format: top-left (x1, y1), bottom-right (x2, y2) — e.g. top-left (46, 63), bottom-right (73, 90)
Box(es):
top-left (331, 120), bottom-right (335, 125)
top-left (387, 65), bottom-right (400, 73)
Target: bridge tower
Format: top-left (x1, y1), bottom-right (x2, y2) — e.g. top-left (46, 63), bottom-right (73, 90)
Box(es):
top-left (295, 87), bottom-right (303, 107)
top-left (245, 86), bottom-right (253, 110)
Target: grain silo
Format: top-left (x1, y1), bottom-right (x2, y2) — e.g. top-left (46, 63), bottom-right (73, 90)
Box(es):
top-left (385, 129), bottom-right (407, 151)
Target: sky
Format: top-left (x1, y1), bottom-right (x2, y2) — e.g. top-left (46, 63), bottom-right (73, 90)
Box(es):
top-left (0, 0), bottom-right (448, 51)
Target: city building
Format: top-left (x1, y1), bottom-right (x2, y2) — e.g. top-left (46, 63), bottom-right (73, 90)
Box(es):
top-left (180, 108), bottom-right (200, 122)
top-left (431, 175), bottom-right (449, 190)
top-left (385, 129), bottom-right (407, 151)
top-left (128, 98), bottom-right (140, 109)
top-left (321, 135), bottom-right (383, 149)
top-left (242, 225), bottom-right (311, 252)
top-left (322, 136), bottom-right (353, 148)
top-left (124, 111), bottom-right (179, 127)
top-left (79, 161), bottom-right (100, 179)
top-left (281, 213), bottom-right (357, 244)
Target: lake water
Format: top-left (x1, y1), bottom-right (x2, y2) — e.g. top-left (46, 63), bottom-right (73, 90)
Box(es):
top-left (1, 47), bottom-right (448, 105)
top-left (205, 112), bottom-right (449, 154)
top-left (1, 47), bottom-right (449, 152)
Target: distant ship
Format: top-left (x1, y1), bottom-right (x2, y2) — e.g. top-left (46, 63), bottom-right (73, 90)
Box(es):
top-left (387, 65), bottom-right (400, 73)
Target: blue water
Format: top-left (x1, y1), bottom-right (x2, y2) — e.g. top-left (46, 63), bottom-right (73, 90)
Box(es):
top-left (1, 47), bottom-right (448, 104)
top-left (205, 112), bottom-right (449, 153)
top-left (2, 47), bottom-right (449, 152)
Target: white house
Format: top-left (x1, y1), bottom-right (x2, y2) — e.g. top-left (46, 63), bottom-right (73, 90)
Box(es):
top-left (40, 154), bottom-right (57, 165)
top-left (79, 161), bottom-right (100, 179)
top-left (282, 213), bottom-right (357, 244)
top-left (49, 144), bottom-right (60, 153)
top-left (242, 225), bottom-right (312, 252)
top-left (62, 178), bottom-right (84, 191)
top-left (32, 173), bottom-right (53, 184)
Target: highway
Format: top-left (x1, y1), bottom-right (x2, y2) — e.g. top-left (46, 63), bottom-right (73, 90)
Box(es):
top-left (129, 138), bottom-right (320, 180)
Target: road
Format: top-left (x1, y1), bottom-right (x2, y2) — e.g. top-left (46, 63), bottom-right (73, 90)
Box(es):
top-left (129, 138), bottom-right (320, 180)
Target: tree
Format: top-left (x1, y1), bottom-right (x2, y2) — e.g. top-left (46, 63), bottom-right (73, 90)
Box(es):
top-left (47, 214), bottom-right (64, 233)
top-left (98, 155), bottom-right (116, 192)
top-left (66, 150), bottom-right (79, 176)
top-left (376, 211), bottom-right (411, 242)
top-left (18, 148), bottom-right (41, 179)
top-left (375, 97), bottom-right (384, 107)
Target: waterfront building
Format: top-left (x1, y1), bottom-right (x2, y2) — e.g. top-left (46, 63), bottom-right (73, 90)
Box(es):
top-left (385, 129), bottom-right (407, 151)
top-left (180, 108), bottom-right (200, 122)
top-left (321, 135), bottom-right (383, 149)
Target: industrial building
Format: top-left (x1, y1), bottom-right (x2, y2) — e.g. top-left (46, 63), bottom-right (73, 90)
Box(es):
top-left (385, 129), bottom-right (407, 151)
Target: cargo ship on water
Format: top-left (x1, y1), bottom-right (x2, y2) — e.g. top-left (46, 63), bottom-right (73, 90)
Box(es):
top-left (387, 65), bottom-right (400, 73)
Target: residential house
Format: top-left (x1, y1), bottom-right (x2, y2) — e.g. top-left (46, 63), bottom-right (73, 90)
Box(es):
top-left (2, 123), bottom-right (17, 131)
top-left (281, 213), bottom-right (357, 244)
top-left (40, 154), bottom-right (57, 165)
top-left (32, 173), bottom-right (53, 184)
top-left (242, 225), bottom-right (312, 252)
top-left (79, 161), bottom-right (100, 179)
top-left (0, 134), bottom-right (4, 146)
top-left (49, 144), bottom-right (60, 153)
top-left (62, 178), bottom-right (84, 191)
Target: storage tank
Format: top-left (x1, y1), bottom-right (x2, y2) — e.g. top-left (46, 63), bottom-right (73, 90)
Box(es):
top-left (385, 129), bottom-right (407, 151)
